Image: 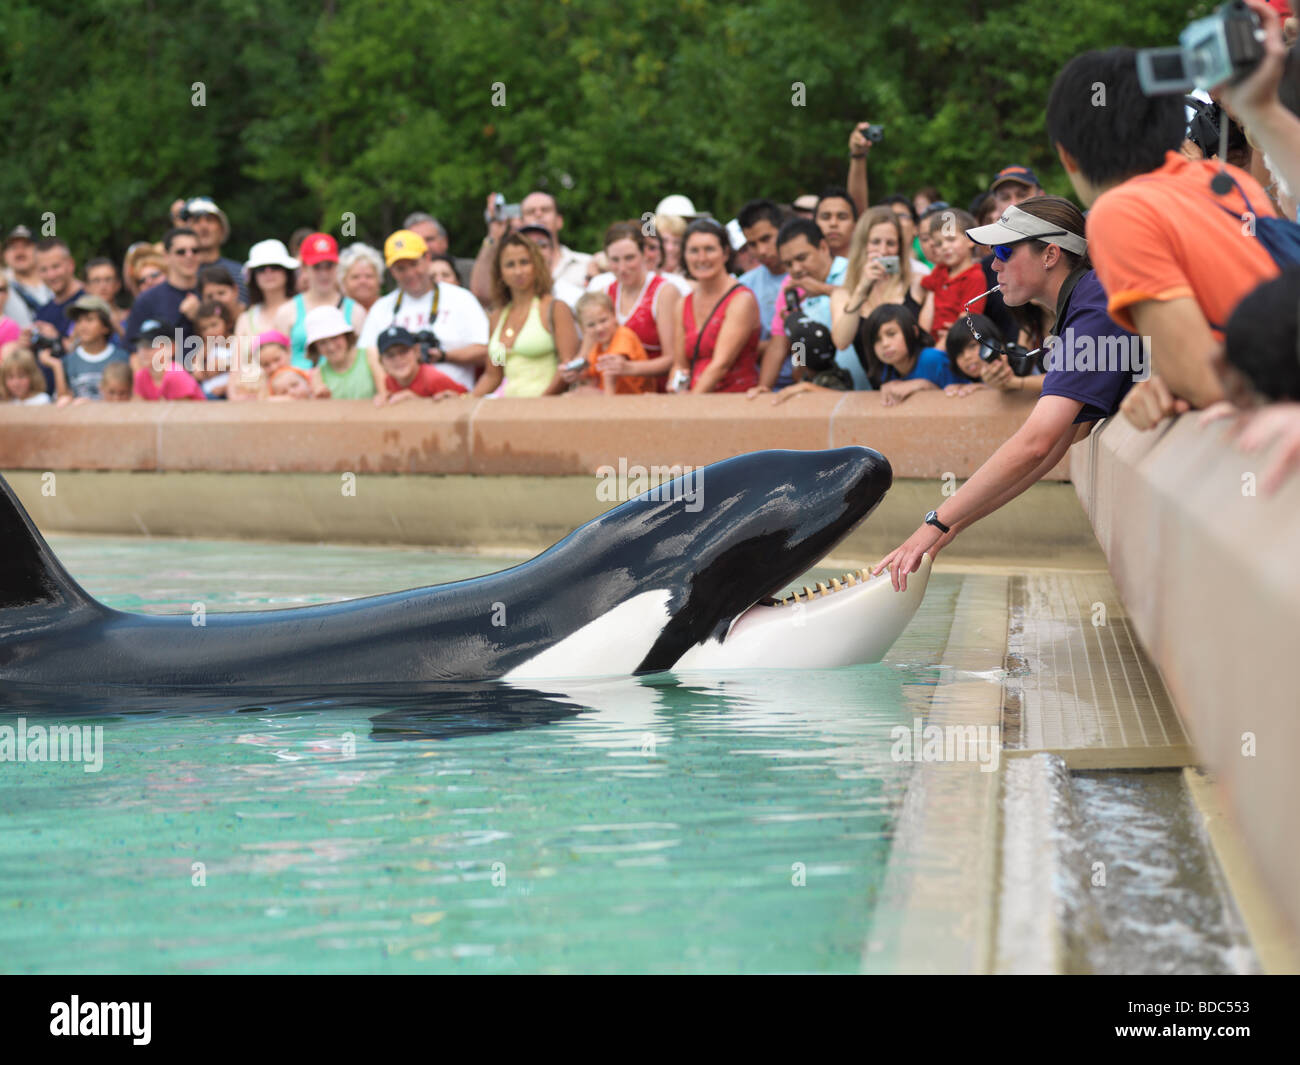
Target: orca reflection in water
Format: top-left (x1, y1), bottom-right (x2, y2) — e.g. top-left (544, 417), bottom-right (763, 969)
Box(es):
top-left (0, 447), bottom-right (929, 698)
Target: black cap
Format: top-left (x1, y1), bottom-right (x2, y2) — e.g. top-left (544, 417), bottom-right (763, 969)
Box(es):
top-left (517, 223), bottom-right (553, 241)
top-left (134, 319), bottom-right (175, 346)
top-left (377, 325), bottom-right (416, 354)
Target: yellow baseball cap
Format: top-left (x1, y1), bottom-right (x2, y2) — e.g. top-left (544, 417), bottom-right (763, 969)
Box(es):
top-left (384, 229), bottom-right (428, 267)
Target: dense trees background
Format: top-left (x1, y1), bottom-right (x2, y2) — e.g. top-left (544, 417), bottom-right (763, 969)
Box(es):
top-left (0, 0), bottom-right (1209, 265)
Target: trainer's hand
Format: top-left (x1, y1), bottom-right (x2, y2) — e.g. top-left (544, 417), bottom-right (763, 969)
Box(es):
top-left (873, 526), bottom-right (941, 592)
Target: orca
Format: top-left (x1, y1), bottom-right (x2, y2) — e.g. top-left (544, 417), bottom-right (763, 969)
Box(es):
top-left (0, 447), bottom-right (930, 697)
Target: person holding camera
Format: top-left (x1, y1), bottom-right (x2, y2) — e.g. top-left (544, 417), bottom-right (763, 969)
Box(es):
top-left (750, 218), bottom-right (860, 391)
top-left (357, 229), bottom-right (489, 392)
top-left (846, 121), bottom-right (882, 217)
top-left (830, 207), bottom-right (927, 364)
top-left (873, 196), bottom-right (1141, 591)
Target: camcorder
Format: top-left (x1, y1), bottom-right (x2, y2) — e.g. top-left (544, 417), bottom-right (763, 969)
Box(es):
top-left (1136, 0), bottom-right (1265, 95)
top-left (490, 193), bottom-right (522, 222)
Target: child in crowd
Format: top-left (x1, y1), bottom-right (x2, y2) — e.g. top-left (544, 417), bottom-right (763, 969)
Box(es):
top-left (0, 348), bottom-right (52, 405)
top-left (303, 305), bottom-right (381, 400)
top-left (374, 325), bottom-right (467, 405)
top-left (942, 314), bottom-right (1003, 397)
top-left (132, 321), bottom-right (206, 401)
top-left (226, 329), bottom-right (290, 401)
top-left (62, 294), bottom-right (130, 401)
top-left (197, 264), bottom-right (244, 324)
top-left (919, 208), bottom-right (986, 346)
top-left (268, 365), bottom-right (312, 400)
top-left (565, 291), bottom-right (652, 395)
top-left (100, 361), bottom-right (132, 401)
top-left (194, 298), bottom-right (237, 399)
top-left (867, 305), bottom-right (957, 406)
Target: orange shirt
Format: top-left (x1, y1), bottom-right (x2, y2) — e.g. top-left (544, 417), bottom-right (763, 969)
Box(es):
top-left (1087, 151), bottom-right (1280, 334)
top-left (587, 325), bottom-right (653, 395)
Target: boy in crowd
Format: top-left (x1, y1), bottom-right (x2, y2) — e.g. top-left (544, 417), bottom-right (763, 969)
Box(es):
top-left (567, 291), bottom-right (651, 395)
top-left (62, 295), bottom-right (130, 401)
top-left (100, 361), bottom-right (132, 402)
top-left (1046, 46), bottom-right (1281, 427)
top-left (374, 325), bottom-right (467, 404)
top-left (918, 209), bottom-right (985, 346)
top-left (737, 199), bottom-right (789, 351)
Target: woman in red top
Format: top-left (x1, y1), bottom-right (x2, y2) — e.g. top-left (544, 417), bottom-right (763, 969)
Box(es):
top-left (599, 221), bottom-right (681, 391)
top-left (676, 218), bottom-right (760, 393)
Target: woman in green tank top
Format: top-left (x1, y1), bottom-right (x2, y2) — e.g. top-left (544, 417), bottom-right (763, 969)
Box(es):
top-left (304, 304), bottom-right (382, 400)
top-left (471, 233), bottom-right (578, 397)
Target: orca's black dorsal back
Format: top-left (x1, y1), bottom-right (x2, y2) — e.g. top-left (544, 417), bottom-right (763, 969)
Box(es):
top-left (0, 473), bottom-right (97, 612)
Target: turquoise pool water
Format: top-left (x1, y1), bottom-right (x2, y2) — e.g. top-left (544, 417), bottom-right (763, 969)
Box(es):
top-left (0, 537), bottom-right (960, 974)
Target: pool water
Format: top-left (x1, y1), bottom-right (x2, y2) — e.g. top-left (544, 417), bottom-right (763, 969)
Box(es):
top-left (0, 536), bottom-right (961, 974)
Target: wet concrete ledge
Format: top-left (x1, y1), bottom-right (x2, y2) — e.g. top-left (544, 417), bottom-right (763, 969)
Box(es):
top-left (1071, 413), bottom-right (1300, 955)
top-left (0, 391), bottom-right (1067, 480)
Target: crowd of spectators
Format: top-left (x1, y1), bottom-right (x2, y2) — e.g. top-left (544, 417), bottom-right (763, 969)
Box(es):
top-left (4, 0), bottom-right (1300, 491)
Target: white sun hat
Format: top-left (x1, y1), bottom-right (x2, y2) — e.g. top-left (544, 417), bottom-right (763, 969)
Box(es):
top-left (304, 304), bottom-right (353, 350)
top-left (655, 194), bottom-right (702, 219)
top-left (244, 238), bottom-right (300, 274)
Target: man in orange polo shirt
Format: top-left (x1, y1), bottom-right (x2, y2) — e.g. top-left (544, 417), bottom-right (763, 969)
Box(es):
top-left (1046, 47), bottom-right (1281, 428)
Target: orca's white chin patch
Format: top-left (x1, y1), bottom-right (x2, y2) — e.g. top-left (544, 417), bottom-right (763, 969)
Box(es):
top-left (673, 554), bottom-right (932, 672)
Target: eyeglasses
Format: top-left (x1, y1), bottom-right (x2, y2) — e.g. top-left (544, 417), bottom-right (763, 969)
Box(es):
top-left (137, 271), bottom-right (164, 285)
top-left (961, 285), bottom-right (1047, 375)
top-left (992, 231), bottom-right (1068, 262)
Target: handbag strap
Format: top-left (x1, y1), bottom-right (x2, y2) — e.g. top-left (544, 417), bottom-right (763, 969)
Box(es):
top-left (689, 283), bottom-right (743, 371)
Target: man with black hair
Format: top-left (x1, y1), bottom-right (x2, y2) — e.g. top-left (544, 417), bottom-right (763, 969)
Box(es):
top-left (814, 186), bottom-right (858, 260)
top-left (754, 218), bottom-right (862, 391)
top-left (1046, 46), bottom-right (1280, 426)
top-left (737, 199), bottom-right (789, 351)
top-left (124, 227), bottom-right (203, 348)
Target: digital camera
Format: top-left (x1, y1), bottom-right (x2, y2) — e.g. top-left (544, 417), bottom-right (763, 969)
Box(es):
top-left (1136, 0), bottom-right (1265, 95)
top-left (412, 329), bottom-right (442, 363)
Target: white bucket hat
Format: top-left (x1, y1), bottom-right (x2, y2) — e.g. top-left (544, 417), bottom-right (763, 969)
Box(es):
top-left (244, 238), bottom-right (300, 275)
top-left (304, 304), bottom-right (353, 350)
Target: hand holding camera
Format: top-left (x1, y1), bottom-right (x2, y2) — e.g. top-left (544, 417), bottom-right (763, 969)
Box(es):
top-left (849, 122), bottom-right (884, 157)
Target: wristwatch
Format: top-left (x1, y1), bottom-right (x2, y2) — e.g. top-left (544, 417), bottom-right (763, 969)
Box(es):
top-left (924, 510), bottom-right (950, 534)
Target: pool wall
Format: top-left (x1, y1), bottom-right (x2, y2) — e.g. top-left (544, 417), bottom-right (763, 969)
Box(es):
top-left (1071, 413), bottom-right (1300, 962)
top-left (1, 394), bottom-right (1099, 563)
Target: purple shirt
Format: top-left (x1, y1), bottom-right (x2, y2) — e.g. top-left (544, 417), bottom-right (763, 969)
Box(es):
top-left (1041, 270), bottom-right (1138, 423)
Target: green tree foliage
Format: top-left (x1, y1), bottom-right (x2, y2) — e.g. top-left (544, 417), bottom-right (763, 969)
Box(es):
top-left (0, 0), bottom-right (1209, 266)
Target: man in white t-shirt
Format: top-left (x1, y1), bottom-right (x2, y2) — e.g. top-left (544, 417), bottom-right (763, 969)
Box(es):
top-left (358, 230), bottom-right (489, 391)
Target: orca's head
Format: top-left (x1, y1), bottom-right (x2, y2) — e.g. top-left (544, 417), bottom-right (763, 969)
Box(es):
top-left (527, 447), bottom-right (893, 675)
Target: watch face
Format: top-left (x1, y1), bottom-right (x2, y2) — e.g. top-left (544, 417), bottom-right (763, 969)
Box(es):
top-left (925, 510), bottom-right (937, 523)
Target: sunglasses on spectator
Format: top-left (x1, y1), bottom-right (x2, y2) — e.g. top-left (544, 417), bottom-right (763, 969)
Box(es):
top-left (137, 271), bottom-right (164, 284)
top-left (992, 231), bottom-right (1068, 262)
top-left (962, 285), bottom-right (1047, 375)
top-left (172, 247), bottom-right (199, 256)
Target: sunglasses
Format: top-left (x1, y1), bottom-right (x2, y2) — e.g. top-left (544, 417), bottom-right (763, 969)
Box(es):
top-left (137, 271), bottom-right (164, 284)
top-left (961, 285), bottom-right (1047, 375)
top-left (172, 247), bottom-right (199, 257)
top-left (991, 230), bottom-right (1069, 262)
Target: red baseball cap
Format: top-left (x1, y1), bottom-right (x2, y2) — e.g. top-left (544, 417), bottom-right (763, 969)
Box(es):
top-left (299, 232), bottom-right (339, 266)
top-left (1266, 1), bottom-right (1292, 17)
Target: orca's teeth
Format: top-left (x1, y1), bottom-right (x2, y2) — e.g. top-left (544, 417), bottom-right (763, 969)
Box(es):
top-left (816, 581), bottom-right (829, 595)
top-left (845, 573), bottom-right (858, 587)
top-left (830, 578), bottom-right (842, 591)
top-left (803, 585), bottom-right (815, 599)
